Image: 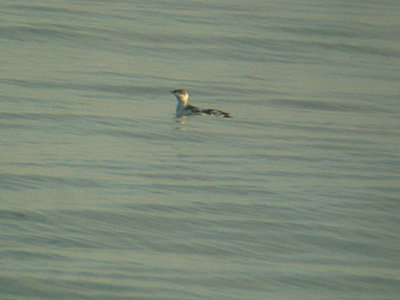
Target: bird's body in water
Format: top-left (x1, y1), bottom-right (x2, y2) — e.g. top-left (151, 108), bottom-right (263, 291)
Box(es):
top-left (170, 89), bottom-right (232, 118)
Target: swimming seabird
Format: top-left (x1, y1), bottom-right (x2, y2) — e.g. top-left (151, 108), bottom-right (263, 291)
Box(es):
top-left (170, 89), bottom-right (232, 118)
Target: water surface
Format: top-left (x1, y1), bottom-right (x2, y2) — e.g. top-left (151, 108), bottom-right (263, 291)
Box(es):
top-left (1, 1), bottom-right (399, 299)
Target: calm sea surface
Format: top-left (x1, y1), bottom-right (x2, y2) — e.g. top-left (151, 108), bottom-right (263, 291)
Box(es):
top-left (1, 1), bottom-right (399, 299)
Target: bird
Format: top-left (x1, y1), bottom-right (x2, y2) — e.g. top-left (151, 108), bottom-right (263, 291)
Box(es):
top-left (170, 89), bottom-right (232, 118)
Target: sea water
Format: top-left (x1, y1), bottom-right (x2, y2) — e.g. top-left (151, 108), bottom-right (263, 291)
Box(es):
top-left (1, 1), bottom-right (399, 299)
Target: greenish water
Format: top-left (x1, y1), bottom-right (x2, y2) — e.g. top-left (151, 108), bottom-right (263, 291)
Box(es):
top-left (1, 1), bottom-right (399, 299)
